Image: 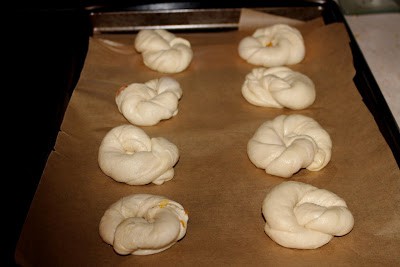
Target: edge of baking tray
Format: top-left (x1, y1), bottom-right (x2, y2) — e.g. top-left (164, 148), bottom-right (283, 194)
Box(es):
top-left (326, 1), bottom-right (400, 168)
top-left (85, 2), bottom-right (326, 33)
top-left (83, 0), bottom-right (400, 167)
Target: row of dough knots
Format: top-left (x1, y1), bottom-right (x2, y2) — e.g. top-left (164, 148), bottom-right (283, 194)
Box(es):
top-left (133, 25), bottom-right (305, 73)
top-left (99, 30), bottom-right (188, 256)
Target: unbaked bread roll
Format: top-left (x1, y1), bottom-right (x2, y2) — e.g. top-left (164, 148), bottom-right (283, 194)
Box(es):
top-left (262, 181), bottom-right (354, 249)
top-left (116, 77), bottom-right (183, 126)
top-left (242, 67), bottom-right (315, 110)
top-left (99, 193), bottom-right (188, 255)
top-left (247, 114), bottom-right (332, 178)
top-left (134, 29), bottom-right (193, 73)
top-left (98, 124), bottom-right (179, 185)
top-left (238, 24), bottom-right (305, 67)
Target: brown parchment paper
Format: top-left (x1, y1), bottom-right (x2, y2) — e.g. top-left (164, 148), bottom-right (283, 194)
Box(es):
top-left (16, 9), bottom-right (400, 267)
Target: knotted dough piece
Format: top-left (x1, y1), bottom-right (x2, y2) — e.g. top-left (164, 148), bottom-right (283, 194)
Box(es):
top-left (238, 24), bottom-right (305, 67)
top-left (99, 193), bottom-right (188, 255)
top-left (98, 124), bottom-right (179, 185)
top-left (262, 181), bottom-right (354, 249)
top-left (134, 29), bottom-right (193, 73)
top-left (242, 67), bottom-right (315, 110)
top-left (247, 114), bottom-right (332, 178)
top-left (116, 77), bottom-right (183, 126)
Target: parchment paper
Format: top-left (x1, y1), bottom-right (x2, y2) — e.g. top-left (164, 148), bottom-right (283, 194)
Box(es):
top-left (16, 9), bottom-right (400, 267)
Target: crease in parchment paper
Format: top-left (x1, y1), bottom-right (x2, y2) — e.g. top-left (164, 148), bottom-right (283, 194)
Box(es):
top-left (94, 38), bottom-right (135, 54)
top-left (238, 8), bottom-right (305, 31)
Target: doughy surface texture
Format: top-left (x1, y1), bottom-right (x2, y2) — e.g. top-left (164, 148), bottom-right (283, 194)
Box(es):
top-left (247, 114), bottom-right (332, 178)
top-left (242, 67), bottom-right (315, 110)
top-left (262, 181), bottom-right (354, 249)
top-left (98, 124), bottom-right (179, 185)
top-left (134, 29), bottom-right (193, 73)
top-left (238, 24), bottom-right (305, 67)
top-left (115, 77), bottom-right (183, 126)
top-left (99, 193), bottom-right (188, 255)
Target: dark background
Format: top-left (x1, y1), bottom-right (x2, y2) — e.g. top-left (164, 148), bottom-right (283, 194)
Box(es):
top-left (6, 3), bottom-right (90, 266)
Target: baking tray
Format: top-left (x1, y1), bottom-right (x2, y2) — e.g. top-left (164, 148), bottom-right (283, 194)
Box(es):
top-left (14, 0), bottom-right (400, 266)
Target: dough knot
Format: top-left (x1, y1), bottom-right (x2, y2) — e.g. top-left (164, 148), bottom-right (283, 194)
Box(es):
top-left (99, 194), bottom-right (188, 255)
top-left (135, 29), bottom-right (193, 73)
top-left (98, 124), bottom-right (179, 185)
top-left (238, 24), bottom-right (305, 67)
top-left (242, 67), bottom-right (315, 109)
top-left (247, 114), bottom-right (332, 177)
top-left (116, 77), bottom-right (182, 126)
top-left (262, 181), bottom-right (354, 249)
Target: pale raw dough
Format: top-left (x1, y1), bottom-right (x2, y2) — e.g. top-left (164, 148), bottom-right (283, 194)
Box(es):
top-left (238, 24), bottom-right (305, 67)
top-left (115, 77), bottom-right (182, 126)
top-left (134, 29), bottom-right (193, 73)
top-left (98, 124), bottom-right (179, 185)
top-left (262, 181), bottom-right (354, 249)
top-left (99, 193), bottom-right (188, 255)
top-left (247, 114), bottom-right (332, 178)
top-left (241, 67), bottom-right (315, 110)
